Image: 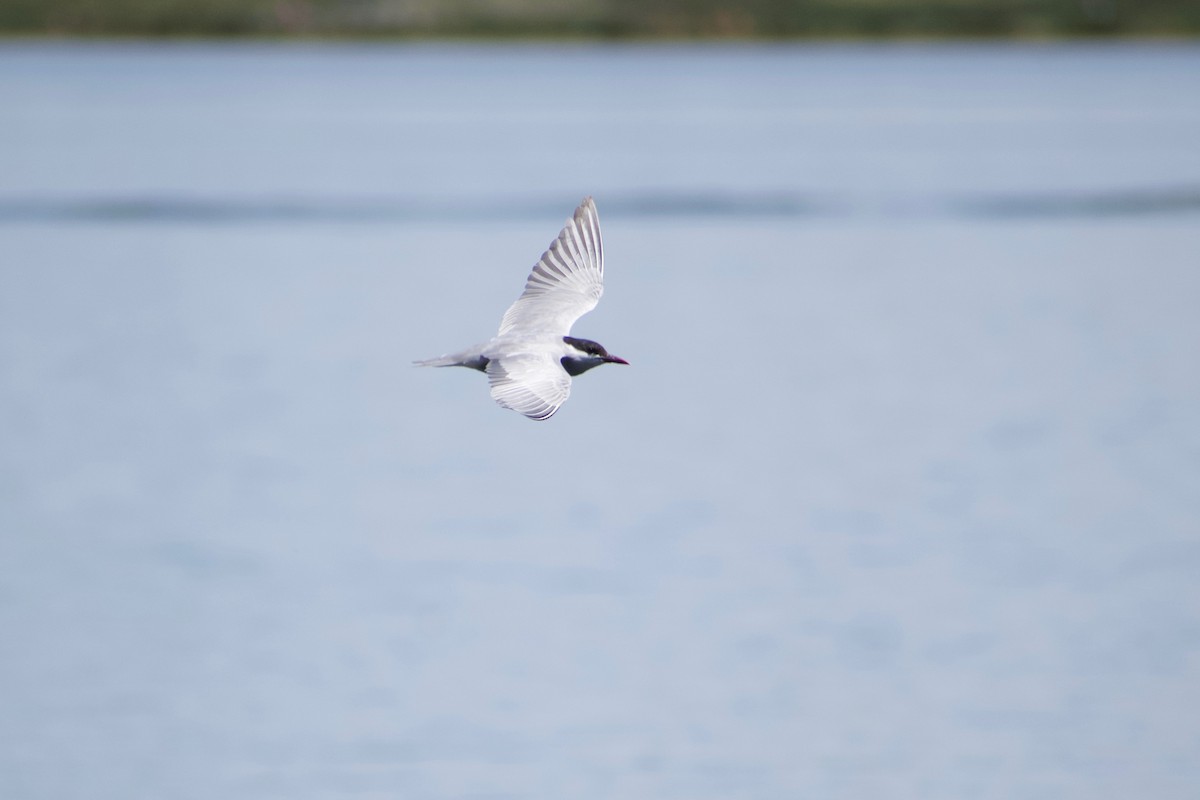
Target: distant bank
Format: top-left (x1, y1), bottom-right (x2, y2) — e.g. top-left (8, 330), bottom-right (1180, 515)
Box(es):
top-left (3, 0), bottom-right (1199, 39)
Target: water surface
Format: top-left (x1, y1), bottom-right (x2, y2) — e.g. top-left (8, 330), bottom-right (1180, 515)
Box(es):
top-left (2, 42), bottom-right (1199, 800)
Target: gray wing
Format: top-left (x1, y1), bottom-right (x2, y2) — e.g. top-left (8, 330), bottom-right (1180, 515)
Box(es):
top-left (487, 355), bottom-right (572, 421)
top-left (497, 197), bottom-right (604, 337)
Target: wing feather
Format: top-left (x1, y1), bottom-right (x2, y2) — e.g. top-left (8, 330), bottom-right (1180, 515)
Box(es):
top-left (487, 355), bottom-right (572, 421)
top-left (498, 197), bottom-right (604, 337)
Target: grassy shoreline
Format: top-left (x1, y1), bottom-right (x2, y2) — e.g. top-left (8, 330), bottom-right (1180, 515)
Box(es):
top-left (3, 1), bottom-right (1198, 40)
top-left (2, 33), bottom-right (1198, 45)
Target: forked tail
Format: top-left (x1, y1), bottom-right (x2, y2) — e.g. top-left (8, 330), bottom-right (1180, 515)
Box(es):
top-left (413, 349), bottom-right (490, 371)
top-left (413, 354), bottom-right (464, 367)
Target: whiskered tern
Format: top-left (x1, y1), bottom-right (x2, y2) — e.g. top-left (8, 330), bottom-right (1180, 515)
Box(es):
top-left (415, 197), bottom-right (627, 420)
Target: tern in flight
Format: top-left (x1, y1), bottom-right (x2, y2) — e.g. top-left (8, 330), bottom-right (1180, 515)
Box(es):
top-left (415, 197), bottom-right (627, 420)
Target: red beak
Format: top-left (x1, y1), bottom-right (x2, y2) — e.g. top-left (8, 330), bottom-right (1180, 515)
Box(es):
top-left (604, 355), bottom-right (629, 365)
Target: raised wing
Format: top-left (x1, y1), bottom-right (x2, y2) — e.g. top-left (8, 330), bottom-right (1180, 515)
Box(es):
top-left (487, 355), bottom-right (571, 421)
top-left (497, 197), bottom-right (604, 337)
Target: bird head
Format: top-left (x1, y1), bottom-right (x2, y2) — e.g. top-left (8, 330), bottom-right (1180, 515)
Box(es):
top-left (561, 336), bottom-right (629, 376)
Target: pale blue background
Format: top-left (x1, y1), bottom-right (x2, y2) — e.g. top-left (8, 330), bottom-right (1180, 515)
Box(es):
top-left (2, 42), bottom-right (1199, 799)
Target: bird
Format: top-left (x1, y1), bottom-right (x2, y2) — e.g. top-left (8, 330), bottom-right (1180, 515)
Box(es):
top-left (415, 196), bottom-right (627, 421)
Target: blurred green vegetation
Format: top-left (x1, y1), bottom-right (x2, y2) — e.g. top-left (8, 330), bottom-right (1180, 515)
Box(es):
top-left (2, 0), bottom-right (1198, 37)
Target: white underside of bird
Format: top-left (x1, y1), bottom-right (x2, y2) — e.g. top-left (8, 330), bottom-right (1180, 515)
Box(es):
top-left (415, 197), bottom-right (627, 421)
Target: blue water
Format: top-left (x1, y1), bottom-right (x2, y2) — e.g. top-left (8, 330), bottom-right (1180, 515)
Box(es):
top-left (1, 42), bottom-right (1199, 799)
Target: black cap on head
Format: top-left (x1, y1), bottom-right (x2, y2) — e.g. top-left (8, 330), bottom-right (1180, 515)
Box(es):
top-left (563, 336), bottom-right (608, 357)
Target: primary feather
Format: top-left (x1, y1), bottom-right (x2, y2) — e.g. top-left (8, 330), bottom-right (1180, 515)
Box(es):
top-left (497, 197), bottom-right (604, 336)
